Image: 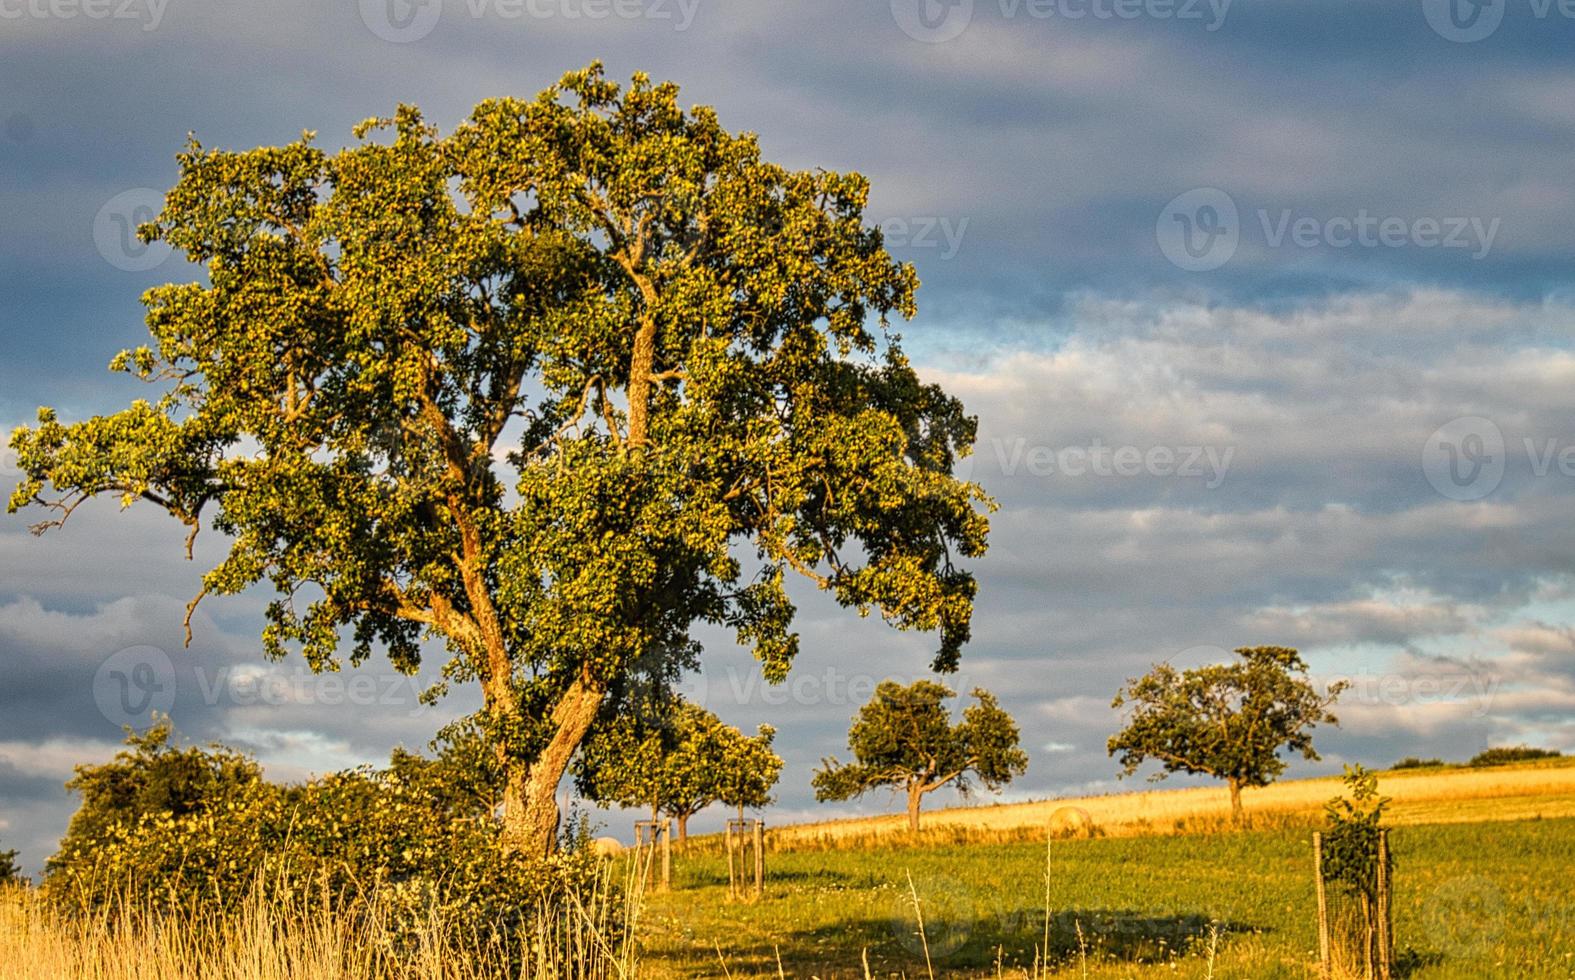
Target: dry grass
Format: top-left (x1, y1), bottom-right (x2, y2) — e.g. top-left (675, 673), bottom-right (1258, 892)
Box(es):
top-left (0, 858), bottom-right (646, 980)
top-left (766, 757), bottom-right (1575, 851)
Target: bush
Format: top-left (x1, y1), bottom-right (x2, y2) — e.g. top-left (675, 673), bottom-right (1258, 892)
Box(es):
top-left (1468, 746), bottom-right (1561, 768)
top-left (1391, 757), bottom-right (1447, 770)
top-left (42, 720), bottom-right (619, 962)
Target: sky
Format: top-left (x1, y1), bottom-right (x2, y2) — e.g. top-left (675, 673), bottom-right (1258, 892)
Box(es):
top-left (4, 0), bottom-right (1575, 874)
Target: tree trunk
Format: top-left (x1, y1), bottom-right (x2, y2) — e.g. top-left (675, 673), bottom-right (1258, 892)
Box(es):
top-left (906, 783), bottom-right (925, 832)
top-left (677, 813), bottom-right (689, 844)
top-left (1227, 777), bottom-right (1244, 826)
top-left (503, 676), bottom-right (605, 856)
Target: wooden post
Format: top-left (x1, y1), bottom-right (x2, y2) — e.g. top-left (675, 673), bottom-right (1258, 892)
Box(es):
top-left (1375, 830), bottom-right (1392, 980)
top-left (725, 820), bottom-right (737, 901)
top-left (753, 820), bottom-right (765, 901)
top-left (660, 818), bottom-right (672, 892)
top-left (1313, 831), bottom-right (1331, 980)
top-left (635, 820), bottom-right (672, 893)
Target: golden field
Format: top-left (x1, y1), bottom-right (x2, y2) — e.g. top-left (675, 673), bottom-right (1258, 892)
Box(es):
top-left (767, 758), bottom-right (1575, 849)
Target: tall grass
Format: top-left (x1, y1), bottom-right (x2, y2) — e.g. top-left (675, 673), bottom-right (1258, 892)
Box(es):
top-left (0, 856), bottom-right (646, 980)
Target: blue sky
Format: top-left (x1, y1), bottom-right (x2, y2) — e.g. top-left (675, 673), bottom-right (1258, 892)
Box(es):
top-left (4, 0), bottom-right (1575, 872)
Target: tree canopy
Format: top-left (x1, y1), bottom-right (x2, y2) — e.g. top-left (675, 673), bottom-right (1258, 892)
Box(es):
top-left (574, 701), bottom-right (781, 841)
top-left (1107, 645), bottom-right (1347, 823)
top-left (7, 64), bottom-right (991, 854)
top-left (812, 680), bottom-right (1026, 831)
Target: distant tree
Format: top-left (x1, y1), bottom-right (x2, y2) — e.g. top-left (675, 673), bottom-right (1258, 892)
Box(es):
top-left (716, 722), bottom-right (783, 822)
top-left (0, 846), bottom-right (21, 885)
top-left (1108, 646), bottom-right (1347, 824)
top-left (812, 680), bottom-right (1027, 831)
top-left (1390, 756), bottom-right (1447, 770)
top-left (1468, 745), bottom-right (1561, 768)
top-left (7, 63), bottom-right (990, 856)
top-left (576, 702), bottom-right (782, 842)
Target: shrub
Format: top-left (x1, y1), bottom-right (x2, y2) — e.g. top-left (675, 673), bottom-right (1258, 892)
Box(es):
top-left (1468, 746), bottom-right (1561, 768)
top-left (42, 721), bottom-right (619, 962)
top-left (1391, 757), bottom-right (1447, 770)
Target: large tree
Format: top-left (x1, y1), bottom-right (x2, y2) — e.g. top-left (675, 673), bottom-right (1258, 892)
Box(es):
top-left (1108, 645), bottom-right (1348, 824)
top-left (8, 65), bottom-right (989, 855)
top-left (813, 680), bottom-right (1026, 831)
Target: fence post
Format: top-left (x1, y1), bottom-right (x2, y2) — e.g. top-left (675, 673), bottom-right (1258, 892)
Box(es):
top-left (660, 818), bottom-right (672, 892)
top-left (1313, 831), bottom-right (1331, 980)
top-left (753, 820), bottom-right (765, 901)
top-left (1376, 830), bottom-right (1392, 980)
top-left (725, 820), bottom-right (737, 901)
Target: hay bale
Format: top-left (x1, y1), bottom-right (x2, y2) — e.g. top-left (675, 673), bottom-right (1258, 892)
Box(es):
top-left (1047, 805), bottom-right (1095, 839)
top-left (590, 836), bottom-right (624, 858)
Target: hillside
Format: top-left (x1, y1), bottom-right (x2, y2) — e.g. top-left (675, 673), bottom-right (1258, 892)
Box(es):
top-left (766, 758), bottom-right (1575, 848)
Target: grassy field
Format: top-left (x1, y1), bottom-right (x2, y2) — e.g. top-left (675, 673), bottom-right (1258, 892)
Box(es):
top-left (640, 763), bottom-right (1575, 978)
top-left (7, 763), bottom-right (1573, 978)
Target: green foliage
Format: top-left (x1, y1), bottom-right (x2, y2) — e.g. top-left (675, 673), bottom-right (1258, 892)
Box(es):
top-left (1392, 756), bottom-right (1449, 770)
top-left (1107, 646), bottom-right (1347, 817)
top-left (1321, 764), bottom-right (1391, 903)
top-left (1469, 745), bottom-right (1561, 767)
top-left (575, 701), bottom-right (782, 836)
top-left (43, 721), bottom-right (607, 953)
top-left (0, 846), bottom-right (21, 885)
top-left (812, 681), bottom-right (1026, 829)
top-left (7, 63), bottom-right (991, 851)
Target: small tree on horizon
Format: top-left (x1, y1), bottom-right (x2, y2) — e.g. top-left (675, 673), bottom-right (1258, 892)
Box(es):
top-left (575, 701), bottom-right (781, 842)
top-left (1107, 645), bottom-right (1347, 825)
top-left (717, 722), bottom-right (783, 823)
top-left (812, 680), bottom-right (1027, 831)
